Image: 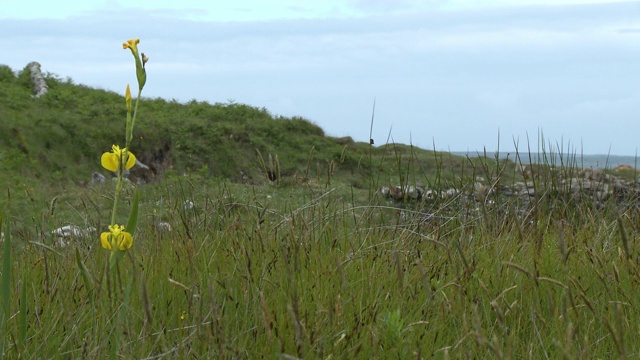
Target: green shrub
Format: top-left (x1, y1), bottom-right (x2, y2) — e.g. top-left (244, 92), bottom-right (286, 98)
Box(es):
top-left (0, 65), bottom-right (15, 83)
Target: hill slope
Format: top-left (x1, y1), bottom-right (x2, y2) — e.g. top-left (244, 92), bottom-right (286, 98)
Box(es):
top-left (1, 64), bottom-right (495, 192)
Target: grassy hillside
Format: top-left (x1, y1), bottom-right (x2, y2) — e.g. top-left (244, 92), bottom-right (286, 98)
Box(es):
top-left (0, 64), bottom-right (516, 192)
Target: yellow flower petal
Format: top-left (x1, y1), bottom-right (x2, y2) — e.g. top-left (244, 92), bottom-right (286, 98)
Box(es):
top-left (124, 151), bottom-right (136, 170)
top-left (101, 152), bottom-right (119, 172)
top-left (100, 232), bottom-right (112, 250)
top-left (123, 39), bottom-right (139, 47)
top-left (118, 232), bottom-right (133, 250)
top-left (101, 224), bottom-right (134, 251)
top-left (123, 39), bottom-right (140, 54)
top-left (109, 224), bottom-right (123, 235)
top-left (101, 145), bottom-right (136, 172)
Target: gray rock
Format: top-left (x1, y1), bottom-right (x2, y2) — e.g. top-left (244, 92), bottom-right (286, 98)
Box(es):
top-left (51, 225), bottom-right (96, 247)
top-left (88, 172), bottom-right (106, 186)
top-left (27, 61), bottom-right (48, 97)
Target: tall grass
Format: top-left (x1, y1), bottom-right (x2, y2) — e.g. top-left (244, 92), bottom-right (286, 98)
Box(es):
top-left (0, 137), bottom-right (639, 358)
top-left (4, 59), bottom-right (640, 357)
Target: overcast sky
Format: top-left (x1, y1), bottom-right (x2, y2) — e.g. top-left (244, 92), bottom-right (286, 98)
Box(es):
top-left (1, 1), bottom-right (639, 155)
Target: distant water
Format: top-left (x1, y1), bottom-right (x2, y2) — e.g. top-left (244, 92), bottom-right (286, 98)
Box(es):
top-left (452, 152), bottom-right (640, 170)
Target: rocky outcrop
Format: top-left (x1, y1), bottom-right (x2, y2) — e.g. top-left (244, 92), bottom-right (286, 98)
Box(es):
top-left (88, 172), bottom-right (106, 187)
top-left (51, 225), bottom-right (96, 247)
top-left (132, 143), bottom-right (173, 184)
top-left (335, 136), bottom-right (354, 146)
top-left (379, 167), bottom-right (640, 208)
top-left (27, 61), bottom-right (48, 97)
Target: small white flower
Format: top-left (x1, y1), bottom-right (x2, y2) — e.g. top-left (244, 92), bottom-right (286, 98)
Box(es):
top-left (183, 200), bottom-right (195, 210)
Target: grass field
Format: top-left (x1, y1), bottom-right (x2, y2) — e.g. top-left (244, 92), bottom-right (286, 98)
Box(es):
top-left (2, 62), bottom-right (640, 358)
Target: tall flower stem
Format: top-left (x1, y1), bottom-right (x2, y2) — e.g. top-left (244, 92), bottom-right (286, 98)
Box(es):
top-left (111, 175), bottom-right (123, 226)
top-left (110, 87), bottom-right (141, 227)
top-left (127, 89), bottom-right (143, 147)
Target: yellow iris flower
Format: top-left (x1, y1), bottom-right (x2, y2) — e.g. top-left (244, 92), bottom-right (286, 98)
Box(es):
top-left (100, 224), bottom-right (133, 251)
top-left (101, 145), bottom-right (136, 172)
top-left (122, 39), bottom-right (140, 55)
top-left (122, 38), bottom-right (146, 90)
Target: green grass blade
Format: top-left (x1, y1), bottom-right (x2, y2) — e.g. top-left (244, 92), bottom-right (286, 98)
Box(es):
top-left (126, 188), bottom-right (139, 236)
top-left (0, 215), bottom-right (9, 357)
top-left (18, 276), bottom-right (27, 354)
top-left (2, 219), bottom-right (10, 320)
top-left (75, 248), bottom-right (94, 295)
top-left (617, 217), bottom-right (631, 260)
